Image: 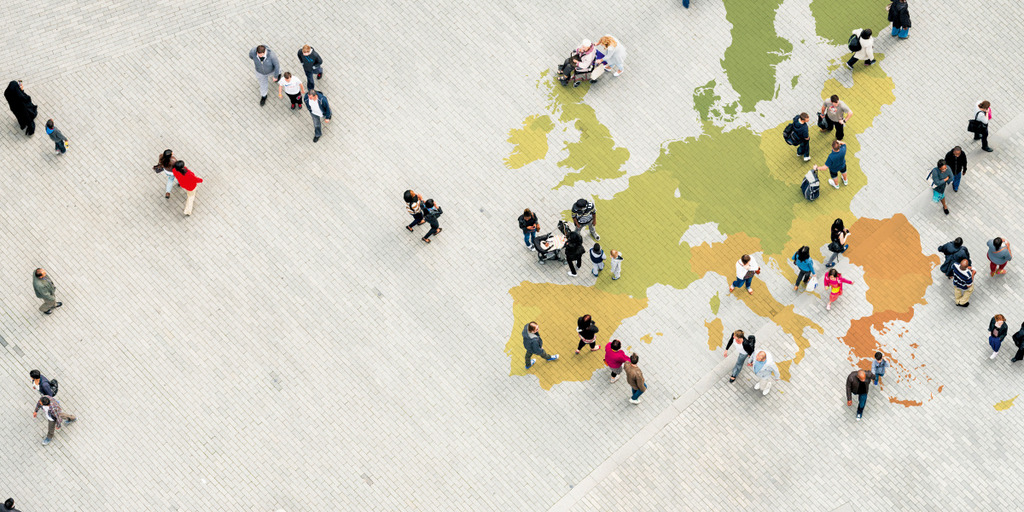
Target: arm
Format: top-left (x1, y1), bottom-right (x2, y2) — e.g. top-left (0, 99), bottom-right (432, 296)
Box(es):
top-left (278, 83), bottom-right (283, 98)
top-left (841, 277), bottom-right (853, 285)
top-left (724, 335), bottom-right (735, 354)
top-left (270, 53), bottom-right (281, 80)
top-left (300, 82), bottom-right (306, 95)
top-left (313, 51), bottom-right (323, 67)
top-left (322, 96), bottom-right (332, 120)
top-left (591, 211), bottom-right (597, 226)
top-left (843, 109), bottom-right (852, 123)
top-left (846, 375), bottom-right (854, 402)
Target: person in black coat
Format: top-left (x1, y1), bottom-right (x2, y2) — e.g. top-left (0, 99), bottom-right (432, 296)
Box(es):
top-left (888, 0), bottom-right (911, 39)
top-left (565, 230), bottom-right (585, 277)
top-left (1011, 323), bottom-right (1024, 363)
top-left (944, 146), bottom-right (967, 192)
top-left (4, 80), bottom-right (38, 136)
top-left (938, 237), bottom-right (970, 278)
top-left (576, 314), bottom-right (600, 353)
top-left (989, 315), bottom-right (1009, 359)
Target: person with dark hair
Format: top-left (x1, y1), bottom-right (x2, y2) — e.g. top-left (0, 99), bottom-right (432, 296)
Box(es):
top-left (820, 95), bottom-right (852, 141)
top-left (564, 230), bottom-right (585, 277)
top-left (825, 218), bottom-right (850, 268)
top-left (846, 369), bottom-right (875, 420)
top-left (973, 101), bottom-right (993, 152)
top-left (297, 44), bottom-right (324, 90)
top-left (3, 497), bottom-right (20, 511)
top-left (172, 161), bottom-right (203, 216)
top-left (846, 28), bottom-right (874, 68)
top-left (816, 139), bottom-right (848, 189)
top-left (988, 315), bottom-right (1008, 360)
top-left (589, 243), bottom-right (606, 277)
top-left (951, 258), bottom-right (976, 307)
top-left (871, 352), bottom-right (888, 386)
top-left (522, 322), bottom-right (559, 369)
top-left (33, 268), bottom-right (61, 315)
top-left (421, 199), bottom-right (443, 243)
top-left (571, 198), bottom-right (599, 241)
top-left (249, 44), bottom-right (281, 105)
top-left (29, 370), bottom-right (54, 397)
top-left (791, 245), bottom-right (816, 291)
top-left (888, 0), bottom-right (911, 39)
top-left (604, 339), bottom-right (630, 382)
top-left (724, 331), bottom-right (755, 383)
top-left (793, 112), bottom-right (810, 161)
top-left (518, 208), bottom-right (539, 250)
top-left (986, 237), bottom-right (1012, 276)
top-left (1010, 323), bottom-right (1024, 363)
top-left (34, 395), bottom-right (76, 445)
top-left (4, 80), bottom-right (37, 135)
top-left (576, 314), bottom-right (601, 353)
top-left (624, 354), bottom-right (647, 404)
top-left (928, 159), bottom-right (953, 215)
top-left (153, 149), bottom-right (179, 199)
top-left (944, 146), bottom-right (967, 192)
top-left (304, 89), bottom-right (332, 143)
top-left (729, 254), bottom-right (759, 294)
top-left (938, 237), bottom-right (970, 278)
top-left (824, 268), bottom-right (853, 311)
top-left (277, 71), bottom-right (305, 110)
top-left (45, 119), bottom-right (68, 155)
top-left (404, 190), bottom-right (425, 232)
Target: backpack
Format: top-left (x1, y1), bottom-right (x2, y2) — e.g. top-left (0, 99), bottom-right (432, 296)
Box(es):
top-left (848, 34), bottom-right (862, 52)
top-left (783, 121), bottom-right (800, 146)
top-left (50, 378), bottom-right (59, 396)
top-left (801, 169), bottom-right (820, 201)
top-left (425, 205), bottom-right (443, 220)
top-left (518, 215), bottom-right (526, 230)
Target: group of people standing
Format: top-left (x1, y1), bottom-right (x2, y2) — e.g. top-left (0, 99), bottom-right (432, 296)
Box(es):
top-left (249, 44), bottom-right (332, 142)
top-left (938, 235), bottom-right (1012, 308)
top-left (4, 80), bottom-right (70, 155)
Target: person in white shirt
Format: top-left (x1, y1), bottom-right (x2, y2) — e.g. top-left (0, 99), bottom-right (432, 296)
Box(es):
top-left (846, 28), bottom-right (875, 69)
top-left (303, 89), bottom-right (332, 143)
top-left (277, 71), bottom-right (305, 110)
top-left (729, 254), bottom-right (760, 294)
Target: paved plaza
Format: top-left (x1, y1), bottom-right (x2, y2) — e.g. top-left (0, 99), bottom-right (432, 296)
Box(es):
top-left (2, 0), bottom-right (1024, 510)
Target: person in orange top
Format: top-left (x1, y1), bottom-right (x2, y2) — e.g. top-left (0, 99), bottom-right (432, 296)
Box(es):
top-left (172, 160), bottom-right (204, 216)
top-left (823, 268), bottom-right (853, 311)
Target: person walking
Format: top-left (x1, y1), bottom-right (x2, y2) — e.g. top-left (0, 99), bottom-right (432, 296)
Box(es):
top-left (29, 370), bottom-right (56, 397)
top-left (518, 209), bottom-right (539, 250)
top-left (3, 498), bottom-right (21, 511)
top-left (986, 237), bottom-right (1012, 276)
top-left (1011, 322), bottom-right (1024, 363)
top-left (421, 199), bottom-right (443, 243)
top-left (820, 95), bottom-right (853, 141)
top-left (153, 149), bottom-right (179, 199)
top-left (609, 250), bottom-right (624, 280)
top-left (988, 315), bottom-right (1008, 359)
top-left (816, 140), bottom-right (848, 189)
top-left (4, 80), bottom-right (38, 136)
top-left (303, 89), bottom-right (332, 143)
top-left (729, 254), bottom-right (760, 294)
top-left (576, 314), bottom-right (601, 353)
top-left (793, 113), bottom-right (810, 162)
top-left (945, 146), bottom-right (967, 192)
top-left (823, 268), bottom-right (853, 311)
top-left (604, 339), bottom-right (630, 382)
top-left (589, 243), bottom-right (606, 277)
top-left (951, 258), bottom-right (976, 307)
top-left (34, 396), bottom-right (76, 446)
top-left (824, 218), bottom-right (850, 268)
top-left (249, 45), bottom-right (281, 106)
top-left (277, 71), bottom-right (305, 110)
top-left (44, 119), bottom-right (69, 155)
top-left (845, 369), bottom-right (875, 420)
top-left (297, 45), bottom-right (324, 90)
top-left (750, 350), bottom-right (778, 396)
top-left (522, 322), bottom-right (559, 369)
top-left (33, 268), bottom-right (62, 315)
top-left (846, 29), bottom-right (875, 68)
top-left (927, 159), bottom-right (953, 215)
top-left (973, 101), bottom-right (993, 152)
top-left (724, 331), bottom-right (755, 383)
top-left (595, 35), bottom-right (627, 77)
top-left (172, 161), bottom-right (203, 216)
top-left (624, 354), bottom-right (647, 404)
top-left (404, 190), bottom-right (425, 232)
top-left (887, 0), bottom-right (911, 38)
top-left (565, 230), bottom-right (585, 277)
top-left (871, 352), bottom-right (888, 386)
top-left (571, 198), bottom-right (600, 241)
top-left (791, 245), bottom-right (816, 291)
top-left (938, 237), bottom-right (970, 278)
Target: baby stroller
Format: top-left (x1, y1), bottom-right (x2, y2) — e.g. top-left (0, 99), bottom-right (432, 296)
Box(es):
top-left (536, 220), bottom-right (572, 264)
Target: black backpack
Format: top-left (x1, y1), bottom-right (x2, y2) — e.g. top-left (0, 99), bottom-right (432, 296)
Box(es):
top-left (783, 121), bottom-right (800, 146)
top-left (848, 34), bottom-right (862, 52)
top-left (50, 378), bottom-right (59, 396)
top-left (518, 215), bottom-right (526, 230)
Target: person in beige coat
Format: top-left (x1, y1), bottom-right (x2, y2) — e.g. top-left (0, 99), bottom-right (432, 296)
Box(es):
top-left (846, 29), bottom-right (875, 69)
top-left (624, 354), bottom-right (647, 404)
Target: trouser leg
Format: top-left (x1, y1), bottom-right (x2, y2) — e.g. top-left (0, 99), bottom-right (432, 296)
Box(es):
top-left (256, 72), bottom-right (270, 97)
top-left (184, 189), bottom-right (196, 215)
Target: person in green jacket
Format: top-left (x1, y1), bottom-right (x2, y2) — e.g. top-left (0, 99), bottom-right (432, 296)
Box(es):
top-left (33, 268), bottom-right (62, 315)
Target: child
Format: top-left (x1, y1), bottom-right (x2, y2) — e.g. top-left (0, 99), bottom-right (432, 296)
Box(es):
top-left (871, 351), bottom-right (888, 386)
top-left (823, 269), bottom-right (853, 310)
top-left (576, 314), bottom-right (600, 353)
top-left (277, 71), bottom-right (305, 109)
top-left (603, 339), bottom-right (630, 382)
top-left (609, 250), bottom-right (623, 280)
top-left (45, 119), bottom-right (68, 155)
top-left (589, 243), bottom-right (605, 277)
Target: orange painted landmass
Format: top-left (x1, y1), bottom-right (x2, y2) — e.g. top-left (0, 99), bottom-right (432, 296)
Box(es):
top-left (705, 318), bottom-right (724, 350)
top-left (505, 281), bottom-right (648, 389)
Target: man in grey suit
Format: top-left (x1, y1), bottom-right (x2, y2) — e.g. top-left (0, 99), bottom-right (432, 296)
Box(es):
top-left (33, 268), bottom-right (62, 315)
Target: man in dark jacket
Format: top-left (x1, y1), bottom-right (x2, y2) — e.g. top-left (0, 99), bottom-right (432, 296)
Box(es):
top-left (4, 497), bottom-right (22, 511)
top-left (888, 0), bottom-right (911, 39)
top-left (297, 45), bottom-right (324, 90)
top-left (724, 332), bottom-right (756, 383)
top-left (30, 370), bottom-right (55, 397)
top-left (846, 369), bottom-right (875, 420)
top-left (249, 45), bottom-right (281, 105)
top-left (303, 89), bottom-right (332, 143)
top-left (938, 238), bottom-right (970, 278)
top-left (944, 146), bottom-right (967, 192)
top-left (522, 322), bottom-right (559, 370)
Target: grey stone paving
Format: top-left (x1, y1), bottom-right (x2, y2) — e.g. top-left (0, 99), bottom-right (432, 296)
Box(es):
top-left (0, 0), bottom-right (1023, 511)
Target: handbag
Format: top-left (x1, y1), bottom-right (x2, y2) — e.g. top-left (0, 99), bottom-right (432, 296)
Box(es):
top-left (806, 280), bottom-right (817, 292)
top-left (817, 112), bottom-right (828, 129)
top-left (967, 111), bottom-right (985, 133)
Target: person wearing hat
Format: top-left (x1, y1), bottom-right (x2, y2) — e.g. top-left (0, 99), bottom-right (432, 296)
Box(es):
top-left (172, 161), bottom-right (204, 216)
top-left (571, 198), bottom-right (599, 241)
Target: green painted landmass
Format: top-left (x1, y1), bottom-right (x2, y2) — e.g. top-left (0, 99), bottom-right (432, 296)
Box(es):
top-left (504, 114), bottom-right (554, 169)
top-left (810, 0), bottom-right (889, 45)
top-left (710, 293), bottom-right (720, 315)
top-left (693, 80), bottom-right (720, 122)
top-left (791, 76), bottom-right (799, 88)
top-left (721, 0), bottom-right (792, 111)
top-left (545, 80), bottom-right (630, 188)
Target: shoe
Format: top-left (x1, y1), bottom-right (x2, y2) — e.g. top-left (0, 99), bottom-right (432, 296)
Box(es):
top-left (64, 418), bottom-right (76, 424)
top-left (165, 192), bottom-right (171, 199)
top-left (559, 79), bottom-right (568, 86)
top-left (422, 238), bottom-right (431, 243)
top-left (613, 71), bottom-right (622, 77)
top-left (55, 149), bottom-right (62, 155)
top-left (997, 269), bottom-right (1008, 275)
top-left (525, 359), bottom-right (536, 369)
top-left (728, 286), bottom-right (734, 292)
top-left (898, 28), bottom-right (909, 39)
top-left (44, 309), bottom-right (53, 315)
top-left (610, 375), bottom-right (619, 383)
top-left (591, 345), bottom-right (601, 351)
top-left (793, 286), bottom-right (799, 291)
top-left (575, 350), bottom-right (580, 354)
top-left (550, 355), bottom-right (559, 361)
top-left (856, 414), bottom-right (862, 421)
top-left (841, 176), bottom-right (848, 186)
top-left (629, 399), bottom-right (640, 404)
top-left (1012, 358), bottom-right (1020, 363)
top-left (55, 302), bottom-right (62, 308)
top-left (260, 96), bottom-right (267, 106)
top-left (943, 208), bottom-right (949, 215)
top-left (991, 271), bottom-right (996, 277)
top-left (803, 156), bottom-right (811, 162)
top-left (845, 62), bottom-right (853, 70)
top-left (290, 104), bottom-right (296, 110)
top-left (728, 377), bottom-right (736, 383)
top-left (754, 382), bottom-right (761, 390)
top-left (573, 81), bottom-right (581, 88)
top-left (313, 135), bottom-right (320, 143)
top-left (317, 72), bottom-right (322, 79)
top-left (991, 352), bottom-right (999, 359)
top-left (962, 302), bottom-right (970, 307)
top-left (594, 234), bottom-right (600, 241)
top-left (42, 437), bottom-right (51, 446)
top-left (747, 288), bottom-right (753, 295)
top-left (530, 246), bottom-right (536, 252)
top-left (407, 226), bottom-right (414, 232)
top-left (826, 303), bottom-right (832, 311)
top-left (983, 147), bottom-right (994, 152)
top-left (568, 271), bottom-right (577, 277)
top-left (435, 228), bottom-right (443, 235)
top-left (829, 179), bottom-right (839, 189)
top-left (763, 387), bottom-right (770, 396)
top-left (589, 79), bottom-right (598, 83)
top-left (891, 26), bottom-right (899, 37)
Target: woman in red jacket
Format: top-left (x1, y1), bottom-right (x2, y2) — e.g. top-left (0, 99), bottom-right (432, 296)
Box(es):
top-left (172, 161), bottom-right (204, 216)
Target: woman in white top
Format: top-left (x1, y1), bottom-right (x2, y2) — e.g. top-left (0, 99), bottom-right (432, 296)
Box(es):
top-left (846, 29), bottom-right (874, 69)
top-left (729, 254), bottom-right (760, 294)
top-left (974, 100), bottom-right (993, 152)
top-left (595, 35), bottom-right (627, 77)
top-left (277, 71), bottom-right (305, 110)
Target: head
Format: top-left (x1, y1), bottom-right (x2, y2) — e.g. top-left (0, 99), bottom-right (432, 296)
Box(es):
top-left (424, 199), bottom-right (435, 209)
top-left (4, 498), bottom-right (13, 510)
top-left (592, 243), bottom-right (601, 253)
top-left (574, 198), bottom-right (588, 210)
top-left (35, 268), bottom-right (46, 278)
top-left (747, 335), bottom-right (755, 344)
top-left (832, 218), bottom-right (845, 232)
top-left (597, 36), bottom-right (616, 48)
top-left (832, 140), bottom-right (841, 151)
top-left (979, 100), bottom-right (991, 110)
top-left (581, 314), bottom-right (591, 324)
top-left (578, 39), bottom-right (593, 51)
top-left (256, 45), bottom-right (266, 57)
top-left (741, 254), bottom-right (751, 264)
top-left (629, 353), bottom-right (639, 365)
top-left (959, 258), bottom-right (969, 269)
top-left (528, 322), bottom-right (539, 333)
top-left (46, 119), bottom-right (54, 129)
top-left (307, 89), bottom-right (318, 99)
top-left (953, 237), bottom-right (963, 248)
top-left (797, 245), bottom-right (810, 260)
top-left (403, 190), bottom-right (417, 204)
top-left (18, 80), bottom-right (23, 90)
top-left (523, 208), bottom-right (532, 219)
top-left (861, 28), bottom-right (872, 39)
top-left (30, 369), bottom-right (41, 380)
top-left (937, 159), bottom-right (946, 170)
top-left (995, 314), bottom-right (1006, 325)
top-left (283, 71), bottom-right (292, 80)
top-left (857, 370), bottom-right (866, 382)
top-left (39, 396), bottom-right (50, 406)
top-left (173, 160), bottom-right (185, 172)
top-left (733, 329), bottom-right (745, 340)
top-left (993, 237), bottom-right (1003, 250)
top-left (160, 149), bottom-right (174, 166)
top-left (610, 249), bottom-right (619, 258)
top-left (828, 268), bottom-right (838, 278)
top-left (755, 351), bottom-right (766, 362)
top-left (611, 339), bottom-right (622, 351)
top-left (799, 112), bottom-right (809, 122)
top-left (830, 94), bottom-right (840, 105)
top-left (952, 146), bottom-right (962, 157)
top-left (874, 351), bottom-right (883, 361)
top-left (302, 44), bottom-right (311, 55)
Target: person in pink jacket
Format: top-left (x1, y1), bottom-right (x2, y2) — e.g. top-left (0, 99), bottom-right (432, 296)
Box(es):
top-left (823, 268), bottom-right (853, 310)
top-left (604, 339), bottom-right (631, 383)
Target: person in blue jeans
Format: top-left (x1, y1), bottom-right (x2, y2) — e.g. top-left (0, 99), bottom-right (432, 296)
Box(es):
top-left (793, 113), bottom-right (810, 162)
top-left (682, 0), bottom-right (689, 7)
top-left (518, 209), bottom-right (539, 250)
top-left (624, 354), bottom-right (647, 403)
top-left (729, 254), bottom-right (759, 294)
top-left (723, 331), bottom-right (755, 383)
top-left (944, 146), bottom-right (967, 192)
top-left (871, 352), bottom-right (888, 385)
top-left (846, 369), bottom-right (875, 421)
top-left (791, 245), bottom-right (816, 291)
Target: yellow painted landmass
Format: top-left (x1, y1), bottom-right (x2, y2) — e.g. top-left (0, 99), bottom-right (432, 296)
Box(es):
top-left (995, 395), bottom-right (1018, 411)
top-left (504, 114), bottom-right (554, 169)
top-left (705, 318), bottom-right (724, 350)
top-left (505, 282), bottom-right (647, 389)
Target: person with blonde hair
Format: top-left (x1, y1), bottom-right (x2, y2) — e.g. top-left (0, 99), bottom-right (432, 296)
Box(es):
top-left (595, 35), bottom-right (627, 77)
top-left (297, 44), bottom-right (324, 90)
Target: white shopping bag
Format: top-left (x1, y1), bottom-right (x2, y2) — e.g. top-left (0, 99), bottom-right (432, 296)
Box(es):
top-left (806, 280), bottom-right (817, 292)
